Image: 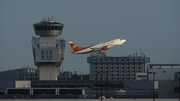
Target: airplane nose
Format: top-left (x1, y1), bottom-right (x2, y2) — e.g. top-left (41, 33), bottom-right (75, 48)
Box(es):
top-left (123, 39), bottom-right (126, 43)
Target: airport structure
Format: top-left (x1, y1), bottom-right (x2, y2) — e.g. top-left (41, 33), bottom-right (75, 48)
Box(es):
top-left (31, 17), bottom-right (66, 80)
top-left (87, 53), bottom-right (150, 80)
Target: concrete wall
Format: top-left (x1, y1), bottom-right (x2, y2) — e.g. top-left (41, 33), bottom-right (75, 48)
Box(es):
top-left (38, 64), bottom-right (58, 80)
top-left (149, 68), bottom-right (180, 81)
top-left (158, 81), bottom-right (179, 98)
top-left (124, 81), bottom-right (158, 90)
top-left (0, 81), bottom-right (15, 90)
top-left (15, 81), bottom-right (31, 88)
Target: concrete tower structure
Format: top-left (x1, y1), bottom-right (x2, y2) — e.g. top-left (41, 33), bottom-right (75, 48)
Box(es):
top-left (31, 17), bottom-right (66, 80)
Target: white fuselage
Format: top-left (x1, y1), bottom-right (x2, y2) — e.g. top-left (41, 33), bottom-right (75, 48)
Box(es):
top-left (74, 38), bottom-right (126, 54)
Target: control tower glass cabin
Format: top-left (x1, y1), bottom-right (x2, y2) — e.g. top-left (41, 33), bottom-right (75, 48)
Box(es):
top-left (31, 18), bottom-right (66, 80)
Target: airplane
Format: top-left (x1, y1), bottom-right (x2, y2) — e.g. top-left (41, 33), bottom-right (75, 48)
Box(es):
top-left (69, 38), bottom-right (126, 54)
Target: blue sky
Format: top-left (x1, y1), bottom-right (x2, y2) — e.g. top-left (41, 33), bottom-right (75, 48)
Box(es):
top-left (0, 0), bottom-right (180, 74)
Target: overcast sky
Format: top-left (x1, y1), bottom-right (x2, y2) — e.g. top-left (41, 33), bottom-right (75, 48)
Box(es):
top-left (0, 0), bottom-right (180, 74)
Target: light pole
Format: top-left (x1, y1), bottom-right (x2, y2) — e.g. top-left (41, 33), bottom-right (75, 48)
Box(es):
top-left (106, 71), bottom-right (108, 95)
top-left (81, 74), bottom-right (84, 88)
top-left (178, 72), bottom-right (180, 101)
top-left (149, 72), bottom-right (156, 101)
top-left (97, 71), bottom-right (105, 101)
top-left (75, 71), bottom-right (77, 97)
top-left (96, 73), bottom-right (98, 98)
top-left (113, 72), bottom-right (117, 90)
top-left (176, 71), bottom-right (180, 101)
top-left (67, 71), bottom-right (69, 88)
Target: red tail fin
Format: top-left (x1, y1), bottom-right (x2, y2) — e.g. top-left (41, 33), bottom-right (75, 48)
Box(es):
top-left (69, 41), bottom-right (86, 51)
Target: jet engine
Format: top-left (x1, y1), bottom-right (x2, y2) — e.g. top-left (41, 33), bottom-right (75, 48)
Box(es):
top-left (102, 46), bottom-right (110, 50)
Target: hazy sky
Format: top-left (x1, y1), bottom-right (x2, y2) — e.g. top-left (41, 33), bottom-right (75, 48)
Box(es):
top-left (0, 0), bottom-right (180, 74)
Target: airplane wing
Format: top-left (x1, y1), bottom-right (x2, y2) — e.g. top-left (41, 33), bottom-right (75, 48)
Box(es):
top-left (90, 48), bottom-right (102, 51)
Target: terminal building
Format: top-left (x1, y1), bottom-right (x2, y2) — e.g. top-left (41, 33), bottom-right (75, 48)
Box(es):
top-left (87, 53), bottom-right (150, 80)
top-left (31, 17), bottom-right (66, 80)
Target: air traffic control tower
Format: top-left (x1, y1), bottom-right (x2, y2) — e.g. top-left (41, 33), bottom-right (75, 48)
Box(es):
top-left (31, 17), bottom-right (66, 80)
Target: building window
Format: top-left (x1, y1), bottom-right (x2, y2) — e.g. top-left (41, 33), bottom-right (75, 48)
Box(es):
top-left (49, 50), bottom-right (52, 54)
top-left (55, 26), bottom-right (57, 30)
top-left (48, 26), bottom-right (50, 30)
top-left (44, 26), bottom-right (47, 30)
top-left (137, 75), bottom-right (147, 78)
top-left (174, 87), bottom-right (179, 93)
top-left (41, 51), bottom-right (44, 60)
top-left (41, 51), bottom-right (44, 54)
top-left (51, 26), bottom-right (54, 30)
top-left (46, 51), bottom-right (48, 59)
top-left (40, 26), bottom-right (43, 30)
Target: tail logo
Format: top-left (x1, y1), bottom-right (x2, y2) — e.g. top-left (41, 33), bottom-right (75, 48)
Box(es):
top-left (72, 45), bottom-right (76, 49)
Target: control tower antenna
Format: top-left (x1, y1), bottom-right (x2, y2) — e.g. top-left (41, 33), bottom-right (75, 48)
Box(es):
top-left (52, 15), bottom-right (54, 21)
